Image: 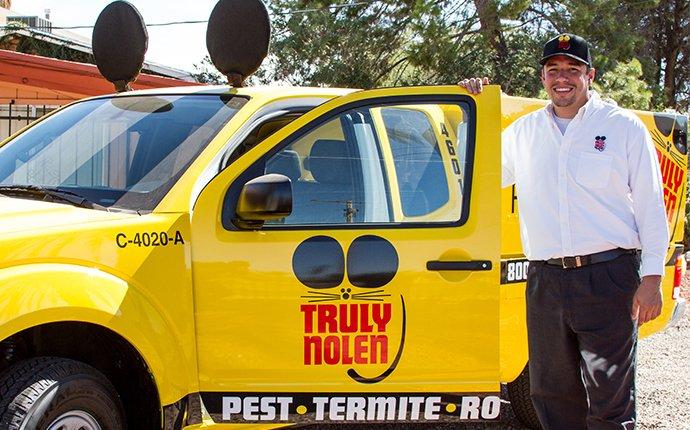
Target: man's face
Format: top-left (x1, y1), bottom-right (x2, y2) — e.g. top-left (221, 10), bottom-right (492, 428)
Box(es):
top-left (540, 56), bottom-right (595, 111)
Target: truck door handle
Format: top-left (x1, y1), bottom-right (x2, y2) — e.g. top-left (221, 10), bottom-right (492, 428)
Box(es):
top-left (426, 260), bottom-right (492, 271)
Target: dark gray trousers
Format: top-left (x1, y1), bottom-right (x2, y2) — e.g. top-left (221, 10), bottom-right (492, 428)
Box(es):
top-left (527, 253), bottom-right (640, 430)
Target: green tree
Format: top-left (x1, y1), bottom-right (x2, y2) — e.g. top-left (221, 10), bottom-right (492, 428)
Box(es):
top-left (192, 0), bottom-right (687, 111)
top-left (264, 0), bottom-right (437, 88)
top-left (262, 0), bottom-right (544, 94)
top-left (593, 59), bottom-right (652, 110)
top-left (520, 0), bottom-right (689, 111)
top-left (637, 0), bottom-right (689, 111)
top-left (520, 1), bottom-right (652, 72)
top-left (400, 0), bottom-right (543, 96)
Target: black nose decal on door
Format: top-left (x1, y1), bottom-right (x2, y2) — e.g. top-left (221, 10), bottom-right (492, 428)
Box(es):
top-left (292, 236), bottom-right (344, 289)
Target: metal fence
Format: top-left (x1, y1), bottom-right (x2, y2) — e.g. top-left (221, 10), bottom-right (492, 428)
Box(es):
top-left (0, 104), bottom-right (56, 139)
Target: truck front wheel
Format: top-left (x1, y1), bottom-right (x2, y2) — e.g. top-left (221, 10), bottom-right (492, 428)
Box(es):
top-left (0, 357), bottom-right (125, 430)
top-left (506, 365), bottom-right (542, 429)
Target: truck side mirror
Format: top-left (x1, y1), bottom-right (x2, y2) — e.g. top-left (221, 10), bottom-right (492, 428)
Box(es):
top-left (234, 173), bottom-right (292, 229)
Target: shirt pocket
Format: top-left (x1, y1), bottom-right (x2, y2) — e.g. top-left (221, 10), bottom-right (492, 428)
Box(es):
top-left (575, 152), bottom-right (613, 189)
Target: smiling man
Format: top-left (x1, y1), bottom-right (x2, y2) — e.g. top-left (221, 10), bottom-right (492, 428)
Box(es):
top-left (460, 34), bottom-right (668, 429)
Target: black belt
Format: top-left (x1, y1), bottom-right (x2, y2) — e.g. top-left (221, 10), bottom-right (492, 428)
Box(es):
top-left (544, 248), bottom-right (638, 269)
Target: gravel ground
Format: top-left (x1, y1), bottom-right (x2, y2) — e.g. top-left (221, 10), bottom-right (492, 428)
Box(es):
top-left (636, 272), bottom-right (690, 430)
top-left (308, 273), bottom-right (690, 430)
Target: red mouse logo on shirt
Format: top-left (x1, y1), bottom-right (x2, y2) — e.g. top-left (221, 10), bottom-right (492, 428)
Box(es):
top-left (594, 135), bottom-right (606, 151)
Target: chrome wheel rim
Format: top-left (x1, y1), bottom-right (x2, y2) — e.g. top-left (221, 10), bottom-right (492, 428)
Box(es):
top-left (46, 410), bottom-right (102, 430)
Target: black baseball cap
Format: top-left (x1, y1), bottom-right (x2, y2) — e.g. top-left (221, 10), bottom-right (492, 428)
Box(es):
top-left (540, 33), bottom-right (592, 67)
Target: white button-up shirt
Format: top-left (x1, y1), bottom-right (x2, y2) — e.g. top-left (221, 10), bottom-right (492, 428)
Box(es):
top-left (502, 91), bottom-right (669, 276)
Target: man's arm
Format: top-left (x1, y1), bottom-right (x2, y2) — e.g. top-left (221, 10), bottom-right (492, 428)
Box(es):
top-left (627, 118), bottom-right (669, 325)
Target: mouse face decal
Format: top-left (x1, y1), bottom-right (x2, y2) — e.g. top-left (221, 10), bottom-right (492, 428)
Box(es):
top-left (292, 235), bottom-right (406, 384)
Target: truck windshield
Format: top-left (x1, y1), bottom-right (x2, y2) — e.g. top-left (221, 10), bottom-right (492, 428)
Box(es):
top-left (0, 94), bottom-right (246, 212)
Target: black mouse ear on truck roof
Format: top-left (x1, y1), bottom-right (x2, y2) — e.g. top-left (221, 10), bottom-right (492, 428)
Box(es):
top-left (206, 0), bottom-right (271, 87)
top-left (92, 1), bottom-right (148, 93)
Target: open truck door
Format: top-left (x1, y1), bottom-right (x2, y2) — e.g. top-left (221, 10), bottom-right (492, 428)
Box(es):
top-left (190, 85), bottom-right (503, 425)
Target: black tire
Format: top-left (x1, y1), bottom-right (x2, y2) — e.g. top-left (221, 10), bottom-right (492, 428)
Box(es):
top-left (507, 365), bottom-right (542, 430)
top-left (0, 357), bottom-right (125, 430)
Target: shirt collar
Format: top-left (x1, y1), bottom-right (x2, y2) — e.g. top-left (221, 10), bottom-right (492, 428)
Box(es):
top-left (545, 90), bottom-right (602, 121)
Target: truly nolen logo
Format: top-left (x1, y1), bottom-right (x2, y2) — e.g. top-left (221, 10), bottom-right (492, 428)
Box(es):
top-left (292, 235), bottom-right (406, 384)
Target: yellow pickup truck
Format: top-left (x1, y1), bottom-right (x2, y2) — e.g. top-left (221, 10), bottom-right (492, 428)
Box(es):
top-left (0, 84), bottom-right (685, 429)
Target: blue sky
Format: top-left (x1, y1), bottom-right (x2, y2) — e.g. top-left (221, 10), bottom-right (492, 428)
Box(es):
top-left (14, 0), bottom-right (220, 72)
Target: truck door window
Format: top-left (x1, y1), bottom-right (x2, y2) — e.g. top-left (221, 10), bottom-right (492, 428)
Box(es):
top-left (381, 107), bottom-right (448, 217)
top-left (261, 101), bottom-right (472, 227)
top-left (265, 114), bottom-right (383, 224)
top-left (375, 103), bottom-right (469, 223)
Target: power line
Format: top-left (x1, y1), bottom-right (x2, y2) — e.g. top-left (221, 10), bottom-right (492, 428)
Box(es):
top-left (0, 1), bottom-right (373, 31)
top-left (29, 20), bottom-right (208, 30)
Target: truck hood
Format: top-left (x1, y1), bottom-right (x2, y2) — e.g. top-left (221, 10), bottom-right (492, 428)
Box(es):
top-left (0, 196), bottom-right (133, 235)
